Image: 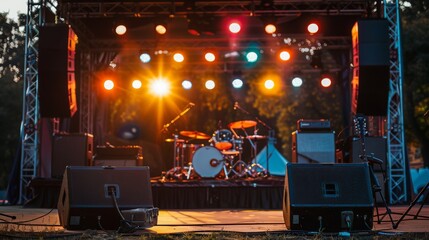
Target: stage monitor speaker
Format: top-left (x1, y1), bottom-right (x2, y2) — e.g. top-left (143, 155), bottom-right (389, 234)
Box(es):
top-left (39, 24), bottom-right (78, 118)
top-left (352, 19), bottom-right (390, 116)
top-left (57, 166), bottom-right (154, 230)
top-left (291, 131), bottom-right (335, 163)
top-left (51, 133), bottom-right (93, 179)
top-left (283, 163), bottom-right (374, 232)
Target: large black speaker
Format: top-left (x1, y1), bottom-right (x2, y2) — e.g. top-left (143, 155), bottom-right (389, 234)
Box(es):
top-left (51, 133), bottom-right (93, 179)
top-left (291, 131), bottom-right (336, 163)
top-left (57, 166), bottom-right (154, 230)
top-left (39, 24), bottom-right (78, 118)
top-left (352, 19), bottom-right (390, 116)
top-left (283, 163), bottom-right (374, 232)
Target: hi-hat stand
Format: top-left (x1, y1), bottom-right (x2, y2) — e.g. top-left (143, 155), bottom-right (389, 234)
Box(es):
top-left (232, 101), bottom-right (272, 177)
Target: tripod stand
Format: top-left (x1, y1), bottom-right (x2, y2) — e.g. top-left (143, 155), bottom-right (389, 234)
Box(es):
top-left (393, 181), bottom-right (429, 229)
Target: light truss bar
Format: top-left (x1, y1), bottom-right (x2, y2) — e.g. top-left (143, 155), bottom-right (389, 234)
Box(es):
top-left (57, 0), bottom-right (371, 18)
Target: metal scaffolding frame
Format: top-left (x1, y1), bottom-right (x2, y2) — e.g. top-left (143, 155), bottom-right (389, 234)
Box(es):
top-left (19, 0), bottom-right (408, 204)
top-left (384, 2), bottom-right (408, 204)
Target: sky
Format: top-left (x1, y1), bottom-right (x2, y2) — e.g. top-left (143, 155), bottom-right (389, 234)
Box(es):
top-left (1, 0), bottom-right (27, 20)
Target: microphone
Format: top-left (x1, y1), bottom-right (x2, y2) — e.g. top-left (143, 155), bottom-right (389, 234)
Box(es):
top-left (233, 102), bottom-right (239, 110)
top-left (188, 102), bottom-right (195, 107)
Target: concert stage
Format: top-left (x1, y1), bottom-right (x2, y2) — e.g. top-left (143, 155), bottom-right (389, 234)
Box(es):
top-left (24, 176), bottom-right (285, 210)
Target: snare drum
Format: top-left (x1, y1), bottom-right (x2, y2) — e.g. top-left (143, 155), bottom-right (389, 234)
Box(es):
top-left (212, 129), bottom-right (233, 150)
top-left (192, 146), bottom-right (224, 178)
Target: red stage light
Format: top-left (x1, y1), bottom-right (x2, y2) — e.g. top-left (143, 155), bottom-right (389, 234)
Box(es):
top-left (307, 23), bottom-right (319, 34)
top-left (228, 22), bottom-right (241, 34)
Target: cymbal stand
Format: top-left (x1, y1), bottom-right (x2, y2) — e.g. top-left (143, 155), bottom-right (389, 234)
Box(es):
top-left (161, 103), bottom-right (194, 180)
top-left (227, 129), bottom-right (248, 178)
top-left (246, 127), bottom-right (267, 176)
top-left (233, 102), bottom-right (270, 176)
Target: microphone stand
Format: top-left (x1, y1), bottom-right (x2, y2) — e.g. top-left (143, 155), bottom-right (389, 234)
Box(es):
top-left (161, 103), bottom-right (194, 180)
top-left (234, 102), bottom-right (272, 176)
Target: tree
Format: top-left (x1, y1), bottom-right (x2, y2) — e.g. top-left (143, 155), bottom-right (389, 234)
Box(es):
top-left (401, 0), bottom-right (429, 167)
top-left (0, 12), bottom-right (25, 189)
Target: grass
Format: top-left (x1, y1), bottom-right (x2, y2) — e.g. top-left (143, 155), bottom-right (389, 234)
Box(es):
top-left (0, 229), bottom-right (429, 240)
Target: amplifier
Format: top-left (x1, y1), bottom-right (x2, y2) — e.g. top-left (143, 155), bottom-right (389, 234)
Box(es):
top-left (93, 145), bottom-right (143, 166)
top-left (297, 119), bottom-right (331, 131)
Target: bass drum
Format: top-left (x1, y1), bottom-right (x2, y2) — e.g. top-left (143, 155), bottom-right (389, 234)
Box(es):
top-left (192, 146), bottom-right (224, 178)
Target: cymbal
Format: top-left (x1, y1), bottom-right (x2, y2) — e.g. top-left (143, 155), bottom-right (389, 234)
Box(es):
top-left (165, 138), bottom-right (185, 143)
top-left (246, 135), bottom-right (267, 140)
top-left (228, 120), bottom-right (257, 129)
top-left (180, 130), bottom-right (210, 140)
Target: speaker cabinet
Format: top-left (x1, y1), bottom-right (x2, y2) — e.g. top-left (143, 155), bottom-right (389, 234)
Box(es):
top-left (57, 166), bottom-right (154, 230)
top-left (291, 131), bottom-right (335, 163)
top-left (39, 24), bottom-right (78, 118)
top-left (92, 146), bottom-right (143, 166)
top-left (283, 163), bottom-right (374, 232)
top-left (51, 133), bottom-right (93, 179)
top-left (349, 136), bottom-right (387, 172)
top-left (351, 19), bottom-right (390, 116)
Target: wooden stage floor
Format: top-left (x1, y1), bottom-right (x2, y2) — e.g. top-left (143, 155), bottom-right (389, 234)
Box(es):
top-left (0, 205), bottom-right (428, 236)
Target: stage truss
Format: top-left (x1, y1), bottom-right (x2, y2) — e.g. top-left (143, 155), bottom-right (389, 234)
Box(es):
top-left (20, 0), bottom-right (407, 204)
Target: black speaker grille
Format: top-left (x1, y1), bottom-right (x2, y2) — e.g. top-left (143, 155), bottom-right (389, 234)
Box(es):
top-left (286, 163), bottom-right (373, 206)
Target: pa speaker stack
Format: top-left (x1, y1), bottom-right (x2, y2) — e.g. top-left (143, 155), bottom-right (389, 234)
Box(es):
top-left (39, 24), bottom-right (78, 118)
top-left (351, 19), bottom-right (390, 116)
top-left (283, 163), bottom-right (374, 232)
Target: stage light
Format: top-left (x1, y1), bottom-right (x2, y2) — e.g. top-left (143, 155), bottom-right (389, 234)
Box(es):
top-left (204, 52), bottom-right (216, 62)
top-left (155, 24), bottom-right (167, 35)
top-left (115, 24), bottom-right (127, 35)
top-left (307, 22), bottom-right (319, 34)
top-left (246, 51), bottom-right (258, 63)
top-left (320, 77), bottom-right (332, 88)
top-left (205, 80), bottom-right (215, 90)
top-left (232, 78), bottom-right (244, 89)
top-left (291, 77), bottom-right (303, 87)
top-left (264, 79), bottom-right (275, 90)
top-left (228, 22), bottom-right (241, 34)
top-left (264, 23), bottom-right (276, 34)
top-left (139, 53), bottom-right (151, 63)
top-left (150, 78), bottom-right (170, 96)
top-left (104, 80), bottom-right (114, 90)
top-left (132, 79), bottom-right (142, 89)
top-left (182, 80), bottom-right (192, 90)
top-left (279, 50), bottom-right (291, 61)
top-left (173, 53), bottom-right (185, 63)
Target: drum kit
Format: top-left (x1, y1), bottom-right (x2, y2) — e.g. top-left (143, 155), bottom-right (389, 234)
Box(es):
top-left (164, 120), bottom-right (269, 180)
